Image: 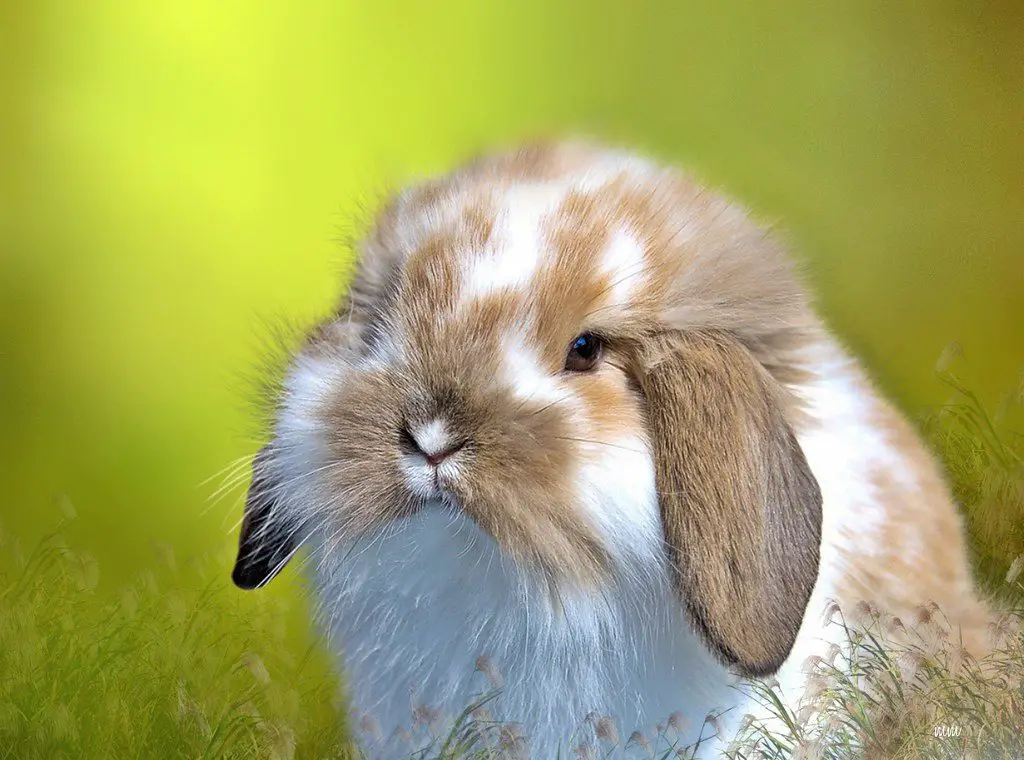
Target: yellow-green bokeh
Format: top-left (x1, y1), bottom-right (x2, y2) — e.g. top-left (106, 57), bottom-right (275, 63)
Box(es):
top-left (3, 0), bottom-right (1022, 585)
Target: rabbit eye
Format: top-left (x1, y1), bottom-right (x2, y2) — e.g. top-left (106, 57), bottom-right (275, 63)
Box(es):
top-left (564, 333), bottom-right (604, 372)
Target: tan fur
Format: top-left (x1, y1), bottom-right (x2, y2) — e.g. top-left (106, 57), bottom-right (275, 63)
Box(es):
top-left (319, 224), bottom-right (616, 587)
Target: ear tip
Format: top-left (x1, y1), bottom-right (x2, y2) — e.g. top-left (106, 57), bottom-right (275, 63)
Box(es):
top-left (731, 655), bottom-right (788, 679)
top-left (231, 559), bottom-right (268, 590)
top-left (231, 566), bottom-right (257, 590)
top-left (700, 624), bottom-right (793, 679)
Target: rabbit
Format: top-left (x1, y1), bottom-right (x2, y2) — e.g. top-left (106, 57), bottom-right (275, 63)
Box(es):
top-left (231, 140), bottom-right (993, 758)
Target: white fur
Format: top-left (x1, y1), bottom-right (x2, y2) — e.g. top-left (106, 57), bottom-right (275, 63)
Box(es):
top-left (464, 184), bottom-right (565, 299)
top-left (399, 454), bottom-right (440, 502)
top-left (311, 495), bottom-right (737, 759)
top-left (399, 421), bottom-right (464, 503)
top-left (409, 418), bottom-right (451, 458)
top-left (461, 165), bottom-right (652, 306)
top-left (575, 434), bottom-right (663, 572)
top-left (600, 229), bottom-right (647, 307)
top-left (271, 353), bottom-right (346, 528)
top-left (501, 332), bottom-right (575, 408)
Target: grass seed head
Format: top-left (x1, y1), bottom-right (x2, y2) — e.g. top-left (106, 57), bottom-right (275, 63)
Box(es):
top-left (853, 600), bottom-right (880, 627)
top-left (1007, 555), bottom-right (1024, 585)
top-left (627, 730), bottom-right (650, 751)
top-left (411, 705), bottom-right (446, 735)
top-left (802, 654), bottom-right (826, 674)
top-left (987, 612), bottom-right (1019, 649)
top-left (390, 726), bottom-right (412, 745)
top-left (804, 673), bottom-right (829, 703)
top-left (241, 651), bottom-right (272, 685)
top-left (822, 598), bottom-right (842, 626)
top-left (793, 737), bottom-right (823, 760)
top-left (474, 653), bottom-right (504, 689)
top-left (595, 715), bottom-right (619, 744)
top-left (357, 712), bottom-right (382, 741)
top-left (667, 710), bottom-right (687, 733)
top-left (824, 642), bottom-right (842, 666)
top-left (886, 615), bottom-right (907, 637)
top-left (470, 705), bottom-right (493, 724)
top-left (498, 723), bottom-right (529, 759)
top-left (897, 650), bottom-right (925, 684)
top-left (704, 712), bottom-right (721, 737)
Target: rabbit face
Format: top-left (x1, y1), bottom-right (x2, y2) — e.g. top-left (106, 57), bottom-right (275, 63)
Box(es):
top-left (235, 141), bottom-right (824, 676)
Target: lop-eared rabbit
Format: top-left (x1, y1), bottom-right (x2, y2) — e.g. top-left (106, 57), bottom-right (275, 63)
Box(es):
top-left (232, 141), bottom-right (991, 758)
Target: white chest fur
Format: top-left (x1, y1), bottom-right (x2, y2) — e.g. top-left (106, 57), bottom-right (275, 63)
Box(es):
top-left (310, 357), bottom-right (892, 758)
top-left (314, 509), bottom-right (738, 758)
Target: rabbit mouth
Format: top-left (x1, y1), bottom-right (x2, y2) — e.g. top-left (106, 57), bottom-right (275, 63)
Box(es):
top-left (408, 483), bottom-right (462, 512)
top-left (399, 442), bottom-right (467, 503)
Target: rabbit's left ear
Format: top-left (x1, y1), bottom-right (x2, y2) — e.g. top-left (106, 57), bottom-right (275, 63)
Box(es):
top-left (633, 331), bottom-right (822, 677)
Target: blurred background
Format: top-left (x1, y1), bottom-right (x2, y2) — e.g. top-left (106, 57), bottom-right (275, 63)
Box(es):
top-left (1, 0), bottom-right (1022, 726)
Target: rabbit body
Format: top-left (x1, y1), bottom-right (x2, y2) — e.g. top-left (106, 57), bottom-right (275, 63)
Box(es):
top-left (234, 142), bottom-right (990, 758)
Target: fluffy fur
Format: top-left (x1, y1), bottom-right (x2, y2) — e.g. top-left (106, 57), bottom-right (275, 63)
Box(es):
top-left (232, 141), bottom-right (991, 758)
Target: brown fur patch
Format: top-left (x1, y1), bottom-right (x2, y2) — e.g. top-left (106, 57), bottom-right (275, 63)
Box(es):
top-left (531, 191), bottom-right (615, 361)
top-left (459, 200), bottom-right (496, 251)
top-left (399, 232), bottom-right (463, 332)
top-left (568, 355), bottom-right (646, 442)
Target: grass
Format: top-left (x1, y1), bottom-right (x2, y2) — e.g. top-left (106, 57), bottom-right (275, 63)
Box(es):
top-left (1, 352), bottom-right (1022, 759)
top-left (923, 348), bottom-right (1024, 598)
top-left (0, 508), bottom-right (352, 760)
top-left (724, 595), bottom-right (1024, 760)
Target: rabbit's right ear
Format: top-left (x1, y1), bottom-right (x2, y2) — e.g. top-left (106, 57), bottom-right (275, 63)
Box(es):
top-left (232, 227), bottom-right (395, 591)
top-left (631, 330), bottom-right (823, 677)
top-left (232, 445), bottom-right (296, 590)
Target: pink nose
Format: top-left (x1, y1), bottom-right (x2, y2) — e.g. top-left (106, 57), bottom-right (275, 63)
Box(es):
top-left (423, 442), bottom-right (464, 466)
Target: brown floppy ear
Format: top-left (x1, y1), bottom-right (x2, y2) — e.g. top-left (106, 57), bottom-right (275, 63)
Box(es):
top-left (634, 330), bottom-right (822, 676)
top-left (232, 445), bottom-right (297, 590)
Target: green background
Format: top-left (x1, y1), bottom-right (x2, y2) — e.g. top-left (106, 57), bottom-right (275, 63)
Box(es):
top-left (2, 0), bottom-right (1022, 602)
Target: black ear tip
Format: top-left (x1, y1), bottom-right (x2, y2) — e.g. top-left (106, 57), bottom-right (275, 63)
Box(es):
top-left (231, 560), bottom-right (264, 590)
top-left (231, 535), bottom-right (296, 590)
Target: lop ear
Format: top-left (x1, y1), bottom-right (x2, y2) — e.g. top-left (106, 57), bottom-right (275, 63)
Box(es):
top-left (635, 331), bottom-right (822, 676)
top-left (232, 445), bottom-right (297, 590)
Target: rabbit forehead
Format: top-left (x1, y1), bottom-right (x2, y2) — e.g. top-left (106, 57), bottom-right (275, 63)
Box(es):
top-left (384, 170), bottom-right (673, 370)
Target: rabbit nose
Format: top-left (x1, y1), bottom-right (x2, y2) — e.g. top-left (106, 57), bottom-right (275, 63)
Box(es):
top-left (422, 442), bottom-right (464, 466)
top-left (403, 419), bottom-right (466, 466)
